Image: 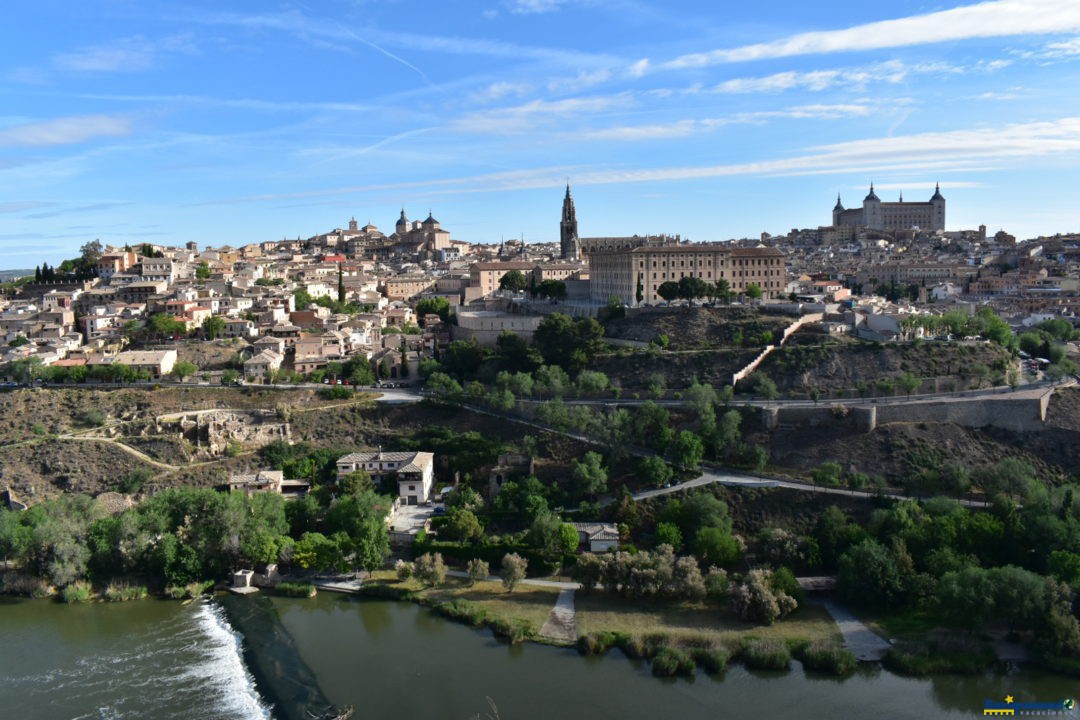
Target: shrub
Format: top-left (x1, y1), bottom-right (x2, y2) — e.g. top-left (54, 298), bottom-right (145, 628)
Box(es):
top-left (500, 553), bottom-right (528, 592)
top-left (797, 642), bottom-right (856, 676)
top-left (165, 580), bottom-right (214, 600)
top-left (433, 599), bottom-right (488, 627)
top-left (466, 558), bottom-right (490, 584)
top-left (276, 582), bottom-right (317, 598)
top-left (651, 647), bottom-right (696, 677)
top-left (691, 646), bottom-right (731, 674)
top-left (61, 580), bottom-right (94, 603)
top-left (1, 573), bottom-right (54, 598)
top-left (394, 558), bottom-right (414, 581)
top-left (320, 386), bottom-right (353, 400)
top-left (78, 409), bottom-right (108, 427)
top-left (490, 617), bottom-right (536, 644)
top-left (883, 638), bottom-right (995, 676)
top-left (104, 582), bottom-right (149, 602)
top-left (577, 631), bottom-right (619, 656)
top-left (740, 638), bottom-right (791, 670)
top-left (414, 552), bottom-right (447, 587)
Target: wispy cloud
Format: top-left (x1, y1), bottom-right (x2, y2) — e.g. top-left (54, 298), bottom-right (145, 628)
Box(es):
top-left (505, 0), bottom-right (569, 14)
top-left (0, 115), bottom-right (133, 147)
top-left (53, 35), bottom-right (195, 73)
top-left (77, 93), bottom-right (372, 113)
top-left (710, 59), bottom-right (1008, 94)
top-left (217, 115), bottom-right (1080, 201)
top-left (547, 68), bottom-right (612, 93)
top-left (24, 201), bottom-right (133, 220)
top-left (468, 81), bottom-right (533, 104)
top-left (582, 104), bottom-right (877, 140)
top-left (0, 201), bottom-right (55, 214)
top-left (450, 94), bottom-right (632, 134)
top-left (655, 0), bottom-right (1080, 70)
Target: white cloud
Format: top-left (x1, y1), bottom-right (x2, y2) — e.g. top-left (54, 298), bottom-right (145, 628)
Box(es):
top-left (53, 35), bottom-right (194, 73)
top-left (450, 94), bottom-right (631, 134)
top-left (0, 115), bottom-right (133, 147)
top-left (710, 59), bottom-right (1009, 94)
top-left (505, 0), bottom-right (568, 14)
top-left (656, 0), bottom-right (1080, 69)
top-left (468, 81), bottom-right (533, 104)
top-left (547, 68), bottom-right (612, 93)
top-left (582, 104), bottom-right (876, 140)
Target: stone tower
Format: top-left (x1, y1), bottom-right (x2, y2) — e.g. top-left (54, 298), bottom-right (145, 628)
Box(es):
top-left (560, 184), bottom-right (580, 261)
top-left (929, 183), bottom-right (946, 231)
top-left (862, 183), bottom-right (882, 230)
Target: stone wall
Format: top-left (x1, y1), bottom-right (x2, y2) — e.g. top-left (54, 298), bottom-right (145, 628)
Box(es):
top-left (159, 410), bottom-right (290, 456)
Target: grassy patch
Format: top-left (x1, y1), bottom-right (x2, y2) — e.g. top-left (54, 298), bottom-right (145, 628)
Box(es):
top-left (104, 582), bottom-right (149, 602)
top-left (164, 580), bottom-right (214, 600)
top-left (869, 607), bottom-right (942, 639)
top-left (795, 641), bottom-right (857, 676)
top-left (651, 647), bottom-right (696, 677)
top-left (275, 582), bottom-right (317, 598)
top-left (883, 637), bottom-right (996, 676)
top-left (574, 591), bottom-right (840, 646)
top-left (61, 581), bottom-right (94, 603)
top-left (740, 638), bottom-right (791, 670)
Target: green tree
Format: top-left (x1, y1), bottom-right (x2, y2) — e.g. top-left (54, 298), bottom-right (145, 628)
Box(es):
top-left (638, 455), bottom-right (673, 488)
top-left (671, 430), bottom-right (704, 471)
top-left (444, 507), bottom-right (484, 542)
top-left (499, 269), bottom-right (529, 293)
top-left (571, 451), bottom-right (608, 497)
top-left (655, 521), bottom-right (683, 552)
top-left (657, 281), bottom-right (680, 303)
top-left (202, 315), bottom-right (226, 340)
top-left (195, 262), bottom-right (211, 280)
top-left (172, 361), bottom-right (198, 380)
top-left (293, 287), bottom-right (312, 311)
top-left (501, 552), bottom-right (528, 592)
top-left (693, 526), bottom-right (741, 566)
top-left (414, 297), bottom-right (451, 325)
top-left (744, 283), bottom-right (763, 300)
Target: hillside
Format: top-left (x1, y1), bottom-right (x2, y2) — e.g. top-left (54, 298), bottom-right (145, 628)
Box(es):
top-left (603, 306), bottom-right (791, 350)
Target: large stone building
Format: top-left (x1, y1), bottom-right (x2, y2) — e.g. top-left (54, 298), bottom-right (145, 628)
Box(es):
top-left (560, 185), bottom-right (680, 260)
top-left (588, 244), bottom-right (787, 305)
top-left (833, 184), bottom-right (945, 232)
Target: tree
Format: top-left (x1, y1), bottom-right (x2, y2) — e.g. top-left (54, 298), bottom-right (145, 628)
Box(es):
top-left (293, 287), bottom-right (312, 311)
top-left (8, 335), bottom-right (29, 348)
top-left (898, 372), bottom-right (920, 397)
top-left (730, 568), bottom-right (797, 624)
top-left (466, 558), bottom-right (490, 585)
top-left (414, 552), bottom-right (447, 586)
top-left (744, 283), bottom-right (763, 300)
top-left (444, 507), bottom-right (484, 542)
top-left (677, 276), bottom-right (710, 303)
top-left (221, 369), bottom-right (240, 385)
top-left (657, 281), bottom-right (680, 303)
top-left (501, 552), bottom-right (528, 592)
top-left (80, 239), bottom-right (104, 268)
top-left (693, 526), bottom-right (741, 566)
top-left (575, 370), bottom-right (609, 395)
top-left (571, 451), bottom-right (608, 497)
top-left (338, 470), bottom-right (374, 497)
top-left (671, 430), bottom-right (704, 471)
top-left (754, 375), bottom-right (779, 400)
top-left (557, 523), bottom-right (581, 555)
top-left (172, 361), bottom-right (198, 380)
top-left (202, 316), bottom-right (226, 340)
top-left (195, 262), bottom-right (211, 280)
top-left (533, 314), bottom-right (605, 372)
top-left (655, 521), bottom-right (683, 552)
top-left (712, 279), bottom-right (732, 304)
top-left (838, 538), bottom-right (910, 608)
top-left (337, 263), bottom-right (346, 304)
top-left (638, 455), bottom-right (673, 488)
top-left (534, 279), bottom-right (567, 300)
top-left (415, 297), bottom-right (451, 325)
top-left (499, 269), bottom-right (528, 293)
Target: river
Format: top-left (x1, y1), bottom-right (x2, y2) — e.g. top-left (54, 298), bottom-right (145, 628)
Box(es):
top-left (0, 593), bottom-right (1075, 720)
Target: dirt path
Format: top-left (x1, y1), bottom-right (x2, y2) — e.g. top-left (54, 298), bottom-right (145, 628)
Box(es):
top-left (539, 588), bottom-right (578, 644)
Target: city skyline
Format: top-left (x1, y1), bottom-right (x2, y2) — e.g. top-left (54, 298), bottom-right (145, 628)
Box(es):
top-left (3, 0), bottom-right (1080, 265)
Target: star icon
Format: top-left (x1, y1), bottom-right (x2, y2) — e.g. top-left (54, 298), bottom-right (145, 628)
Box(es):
top-left (1004, 695), bottom-right (1014, 704)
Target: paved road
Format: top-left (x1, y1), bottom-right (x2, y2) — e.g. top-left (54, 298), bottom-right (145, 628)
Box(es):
top-left (632, 467), bottom-right (989, 508)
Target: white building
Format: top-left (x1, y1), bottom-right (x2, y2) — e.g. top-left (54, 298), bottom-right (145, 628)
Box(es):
top-left (336, 450), bottom-right (435, 505)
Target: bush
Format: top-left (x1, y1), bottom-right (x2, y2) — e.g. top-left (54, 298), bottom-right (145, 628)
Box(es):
top-left (0, 573), bottom-right (54, 598)
top-left (320, 386), bottom-right (353, 400)
top-left (691, 646), bottom-right (731, 674)
top-left (797, 642), bottom-right (856, 676)
top-left (577, 631), bottom-right (619, 656)
top-left (61, 580), bottom-right (94, 603)
top-left (740, 638), bottom-right (791, 670)
top-left (104, 582), bottom-right (149, 602)
top-left (651, 647), bottom-right (696, 677)
top-left (394, 558), bottom-right (413, 581)
top-left (414, 552), bottom-right (447, 586)
top-left (276, 582), bottom-right (317, 598)
top-left (489, 617), bottom-right (536, 644)
top-left (165, 580), bottom-right (214, 600)
top-left (433, 599), bottom-right (489, 627)
top-left (883, 638), bottom-right (995, 676)
top-left (78, 409), bottom-right (108, 427)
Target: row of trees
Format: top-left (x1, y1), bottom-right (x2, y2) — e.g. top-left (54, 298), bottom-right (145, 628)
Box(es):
top-left (0, 480), bottom-right (393, 592)
top-left (654, 276), bottom-right (761, 304)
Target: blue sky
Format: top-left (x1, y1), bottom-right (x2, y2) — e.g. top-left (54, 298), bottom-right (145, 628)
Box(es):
top-left (3, 0), bottom-right (1080, 265)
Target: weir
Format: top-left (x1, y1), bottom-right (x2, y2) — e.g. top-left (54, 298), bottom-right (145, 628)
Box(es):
top-left (218, 594), bottom-right (342, 720)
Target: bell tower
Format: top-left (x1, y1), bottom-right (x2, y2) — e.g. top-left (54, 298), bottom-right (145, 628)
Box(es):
top-left (560, 184), bottom-right (580, 261)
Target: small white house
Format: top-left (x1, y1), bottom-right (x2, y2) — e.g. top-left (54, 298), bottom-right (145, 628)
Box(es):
top-left (570, 522), bottom-right (620, 553)
top-left (337, 450), bottom-right (435, 505)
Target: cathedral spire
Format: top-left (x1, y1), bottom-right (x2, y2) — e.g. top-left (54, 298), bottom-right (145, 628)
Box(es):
top-left (560, 184), bottom-right (580, 261)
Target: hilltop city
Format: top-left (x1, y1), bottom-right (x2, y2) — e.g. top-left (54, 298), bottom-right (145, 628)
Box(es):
top-left (1, 185), bottom-right (1079, 688)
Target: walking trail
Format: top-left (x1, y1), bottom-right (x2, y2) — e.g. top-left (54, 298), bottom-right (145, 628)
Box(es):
top-left (539, 588), bottom-right (578, 644)
top-left (818, 599), bottom-right (892, 661)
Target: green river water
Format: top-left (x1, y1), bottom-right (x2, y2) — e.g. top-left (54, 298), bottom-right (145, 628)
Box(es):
top-left (0, 593), bottom-right (1075, 719)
